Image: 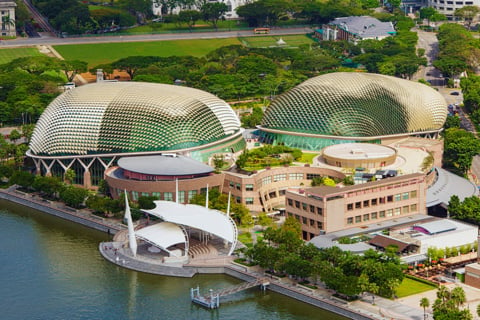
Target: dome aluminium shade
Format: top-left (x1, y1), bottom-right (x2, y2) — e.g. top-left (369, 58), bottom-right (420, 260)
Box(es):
top-left (261, 72), bottom-right (447, 137)
top-left (29, 82), bottom-right (241, 156)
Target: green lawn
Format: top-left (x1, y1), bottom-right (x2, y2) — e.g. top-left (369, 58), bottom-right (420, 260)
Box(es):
top-left (298, 152), bottom-right (317, 164)
top-left (53, 38), bottom-right (242, 66)
top-left (0, 47), bottom-right (42, 64)
top-left (395, 277), bottom-right (437, 298)
top-left (124, 19), bottom-right (249, 34)
top-left (239, 35), bottom-right (314, 48)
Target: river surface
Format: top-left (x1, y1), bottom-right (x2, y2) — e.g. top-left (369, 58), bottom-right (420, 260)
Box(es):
top-left (0, 199), bottom-right (346, 320)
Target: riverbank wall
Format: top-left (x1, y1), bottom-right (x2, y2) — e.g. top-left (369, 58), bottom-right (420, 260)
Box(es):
top-left (0, 189), bottom-right (125, 235)
top-left (2, 188), bottom-right (376, 320)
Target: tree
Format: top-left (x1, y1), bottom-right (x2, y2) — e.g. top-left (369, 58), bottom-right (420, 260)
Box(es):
top-left (433, 286), bottom-right (472, 320)
top-left (60, 60), bottom-right (88, 82)
top-left (199, 2), bottom-right (227, 30)
top-left (21, 124), bottom-right (35, 143)
top-left (178, 10), bottom-right (201, 30)
top-left (9, 170), bottom-right (34, 189)
top-left (420, 297), bottom-right (430, 320)
top-left (454, 5), bottom-right (480, 30)
top-left (137, 195), bottom-right (158, 209)
top-left (212, 154), bottom-right (225, 171)
top-left (8, 129), bottom-right (21, 143)
top-left (32, 175), bottom-right (63, 198)
top-left (64, 169), bottom-right (76, 184)
top-left (59, 185), bottom-right (88, 208)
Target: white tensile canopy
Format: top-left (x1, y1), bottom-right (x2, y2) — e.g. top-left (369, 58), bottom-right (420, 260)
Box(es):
top-left (135, 222), bottom-right (187, 257)
top-left (145, 201), bottom-right (238, 255)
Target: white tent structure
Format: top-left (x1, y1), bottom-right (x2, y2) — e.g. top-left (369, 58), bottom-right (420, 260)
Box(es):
top-left (135, 222), bottom-right (188, 257)
top-left (145, 201), bottom-right (238, 256)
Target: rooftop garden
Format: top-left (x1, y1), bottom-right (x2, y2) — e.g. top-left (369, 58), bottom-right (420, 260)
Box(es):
top-left (235, 144), bottom-right (306, 171)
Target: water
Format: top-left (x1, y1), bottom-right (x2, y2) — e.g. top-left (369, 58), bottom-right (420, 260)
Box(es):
top-left (0, 200), bottom-right (346, 320)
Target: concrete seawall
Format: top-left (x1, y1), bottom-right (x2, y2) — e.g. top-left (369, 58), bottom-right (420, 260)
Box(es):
top-left (2, 188), bottom-right (376, 320)
top-left (0, 189), bottom-right (125, 235)
top-left (223, 267), bottom-right (376, 320)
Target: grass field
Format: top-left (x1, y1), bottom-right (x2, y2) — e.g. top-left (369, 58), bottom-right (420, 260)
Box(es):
top-left (0, 47), bottom-right (42, 64)
top-left (395, 277), bottom-right (437, 298)
top-left (298, 152), bottom-right (317, 164)
top-left (53, 38), bottom-right (242, 66)
top-left (239, 35), bottom-right (314, 48)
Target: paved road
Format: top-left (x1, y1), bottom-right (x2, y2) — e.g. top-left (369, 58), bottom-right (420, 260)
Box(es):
top-left (0, 27), bottom-right (313, 47)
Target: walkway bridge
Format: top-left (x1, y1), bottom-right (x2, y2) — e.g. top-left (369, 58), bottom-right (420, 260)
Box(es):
top-left (191, 278), bottom-right (270, 309)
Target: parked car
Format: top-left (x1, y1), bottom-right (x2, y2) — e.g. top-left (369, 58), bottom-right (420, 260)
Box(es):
top-left (450, 91), bottom-right (460, 95)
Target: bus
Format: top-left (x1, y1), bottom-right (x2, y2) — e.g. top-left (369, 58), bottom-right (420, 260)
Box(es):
top-left (254, 27), bottom-right (270, 34)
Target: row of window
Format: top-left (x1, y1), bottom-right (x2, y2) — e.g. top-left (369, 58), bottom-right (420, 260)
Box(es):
top-left (432, 0), bottom-right (474, 4)
top-left (287, 212), bottom-right (324, 230)
top-left (346, 204), bottom-right (418, 224)
top-left (287, 199), bottom-right (323, 215)
top-left (346, 191), bottom-right (417, 211)
top-left (123, 190), bottom-right (198, 202)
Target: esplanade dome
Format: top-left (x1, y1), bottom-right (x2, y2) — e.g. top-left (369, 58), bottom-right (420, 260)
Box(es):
top-left (259, 73), bottom-right (447, 150)
top-left (29, 82), bottom-right (242, 157)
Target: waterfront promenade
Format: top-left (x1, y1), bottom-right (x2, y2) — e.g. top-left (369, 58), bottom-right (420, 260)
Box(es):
top-left (0, 185), bottom-right (431, 320)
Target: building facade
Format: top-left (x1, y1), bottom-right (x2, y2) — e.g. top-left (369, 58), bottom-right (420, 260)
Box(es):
top-left (0, 0), bottom-right (16, 37)
top-left (285, 173), bottom-right (427, 239)
top-left (427, 0), bottom-right (480, 17)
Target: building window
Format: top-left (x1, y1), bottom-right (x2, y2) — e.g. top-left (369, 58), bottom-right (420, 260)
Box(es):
top-left (309, 205), bottom-right (315, 213)
top-left (152, 192), bottom-right (161, 199)
top-left (295, 201), bottom-right (300, 208)
top-left (387, 195), bottom-right (393, 202)
top-left (188, 190), bottom-right (197, 201)
top-left (394, 208), bottom-right (401, 216)
top-left (363, 214), bottom-right (369, 221)
top-left (236, 196), bottom-right (241, 204)
top-left (295, 214), bottom-right (300, 221)
top-left (278, 189), bottom-right (286, 196)
top-left (403, 206), bottom-right (409, 214)
top-left (386, 209), bottom-right (393, 217)
top-left (355, 202), bottom-right (361, 209)
top-left (287, 199), bottom-right (293, 206)
top-left (347, 217), bottom-right (353, 224)
top-left (131, 191), bottom-right (138, 201)
top-left (262, 176), bottom-right (272, 186)
top-left (229, 181), bottom-right (234, 188)
top-left (269, 191), bottom-right (277, 199)
top-left (141, 192), bottom-right (149, 197)
top-left (379, 210), bottom-right (385, 218)
top-left (178, 191), bottom-right (185, 203)
top-left (402, 192), bottom-right (409, 200)
top-left (317, 221), bottom-right (323, 229)
top-left (246, 184), bottom-right (254, 191)
top-left (363, 200), bottom-right (369, 207)
top-left (355, 215), bottom-right (361, 223)
top-left (246, 197), bottom-right (254, 205)
top-left (379, 197), bottom-right (385, 204)
top-left (289, 173), bottom-right (303, 180)
top-left (410, 190), bottom-right (417, 198)
top-left (347, 203), bottom-right (353, 211)
top-left (302, 217), bottom-right (307, 224)
top-left (164, 192), bottom-right (173, 201)
top-left (410, 203), bottom-right (417, 212)
top-left (236, 183), bottom-right (241, 190)
top-left (371, 212), bottom-right (377, 219)
top-left (394, 194), bottom-right (401, 202)
top-left (371, 198), bottom-right (377, 206)
top-left (317, 207), bottom-right (323, 215)
top-left (307, 173), bottom-right (320, 180)
top-left (274, 174), bottom-right (286, 181)
top-left (310, 219), bottom-right (315, 226)
top-left (302, 202), bottom-right (307, 210)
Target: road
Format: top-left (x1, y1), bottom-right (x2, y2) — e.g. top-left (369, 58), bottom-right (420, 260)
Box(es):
top-left (0, 27), bottom-right (313, 47)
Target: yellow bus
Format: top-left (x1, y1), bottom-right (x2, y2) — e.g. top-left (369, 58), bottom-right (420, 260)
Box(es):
top-left (254, 27), bottom-right (270, 34)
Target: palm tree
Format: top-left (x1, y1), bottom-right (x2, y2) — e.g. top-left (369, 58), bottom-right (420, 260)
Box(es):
top-left (420, 297), bottom-right (430, 320)
top-left (476, 303), bottom-right (480, 319)
top-left (451, 286), bottom-right (466, 308)
top-left (1, 14), bottom-right (14, 33)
